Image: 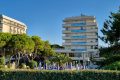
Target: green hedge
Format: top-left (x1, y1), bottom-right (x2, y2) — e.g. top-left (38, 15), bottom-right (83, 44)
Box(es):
top-left (0, 69), bottom-right (120, 80)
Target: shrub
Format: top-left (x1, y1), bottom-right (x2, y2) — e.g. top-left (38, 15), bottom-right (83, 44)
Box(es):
top-left (0, 56), bottom-right (5, 65)
top-left (19, 63), bottom-right (26, 69)
top-left (0, 65), bottom-right (4, 68)
top-left (104, 61), bottom-right (120, 70)
top-left (0, 70), bottom-right (120, 80)
top-left (28, 60), bottom-right (37, 69)
top-left (0, 56), bottom-right (5, 68)
top-left (97, 55), bottom-right (120, 67)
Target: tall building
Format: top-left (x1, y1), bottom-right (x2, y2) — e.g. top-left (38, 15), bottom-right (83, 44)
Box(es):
top-left (56, 15), bottom-right (99, 63)
top-left (0, 14), bottom-right (27, 34)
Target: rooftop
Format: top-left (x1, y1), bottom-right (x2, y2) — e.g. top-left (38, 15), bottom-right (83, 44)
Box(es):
top-left (0, 14), bottom-right (27, 28)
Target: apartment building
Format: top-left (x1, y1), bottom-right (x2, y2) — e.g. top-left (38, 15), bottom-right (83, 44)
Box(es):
top-left (0, 14), bottom-right (27, 34)
top-left (56, 15), bottom-right (99, 64)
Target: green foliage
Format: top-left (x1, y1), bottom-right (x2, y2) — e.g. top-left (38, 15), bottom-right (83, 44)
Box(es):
top-left (31, 36), bottom-right (44, 54)
top-left (19, 63), bottom-right (26, 69)
top-left (100, 9), bottom-right (120, 46)
top-left (9, 34), bottom-right (35, 53)
top-left (0, 56), bottom-right (5, 65)
top-left (50, 54), bottom-right (71, 66)
top-left (0, 33), bottom-right (12, 48)
top-left (28, 60), bottom-right (37, 69)
top-left (51, 44), bottom-right (64, 49)
top-left (42, 41), bottom-right (55, 57)
top-left (0, 33), bottom-right (56, 68)
top-left (97, 55), bottom-right (120, 67)
top-left (99, 46), bottom-right (120, 57)
top-left (0, 57), bottom-right (5, 68)
top-left (104, 61), bottom-right (120, 70)
top-left (0, 70), bottom-right (120, 80)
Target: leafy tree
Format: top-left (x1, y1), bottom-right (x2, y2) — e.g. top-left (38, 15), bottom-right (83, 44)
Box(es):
top-left (42, 41), bottom-right (55, 57)
top-left (34, 41), bottom-right (55, 64)
top-left (0, 33), bottom-right (12, 56)
top-left (100, 9), bottom-right (120, 46)
top-left (8, 34), bottom-right (35, 67)
top-left (50, 54), bottom-right (71, 66)
top-left (97, 55), bottom-right (120, 67)
top-left (51, 44), bottom-right (64, 49)
top-left (104, 61), bottom-right (120, 70)
top-left (31, 36), bottom-right (44, 54)
top-left (0, 33), bottom-right (12, 48)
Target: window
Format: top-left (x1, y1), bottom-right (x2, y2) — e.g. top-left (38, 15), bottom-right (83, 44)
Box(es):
top-left (94, 45), bottom-right (98, 49)
top-left (72, 42), bottom-right (86, 45)
top-left (71, 22), bottom-right (86, 27)
top-left (66, 28), bottom-right (68, 30)
top-left (91, 46), bottom-right (94, 49)
top-left (71, 36), bottom-right (86, 38)
top-left (71, 30), bottom-right (86, 33)
top-left (96, 39), bottom-right (98, 42)
top-left (69, 53), bottom-right (74, 57)
top-left (81, 27), bottom-right (83, 30)
top-left (95, 32), bottom-right (98, 35)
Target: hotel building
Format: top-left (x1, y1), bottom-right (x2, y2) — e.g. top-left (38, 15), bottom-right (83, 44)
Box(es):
top-left (56, 15), bottom-right (99, 63)
top-left (0, 14), bottom-right (27, 34)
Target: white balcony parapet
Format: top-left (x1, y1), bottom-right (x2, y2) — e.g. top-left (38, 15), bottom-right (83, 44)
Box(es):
top-left (62, 36), bottom-right (71, 39)
top-left (70, 57), bottom-right (90, 61)
top-left (86, 29), bottom-right (98, 32)
top-left (62, 30), bottom-right (71, 33)
top-left (86, 22), bottom-right (97, 26)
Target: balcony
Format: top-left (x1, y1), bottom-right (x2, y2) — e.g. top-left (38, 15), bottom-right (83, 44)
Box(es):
top-left (71, 36), bottom-right (86, 39)
top-left (86, 42), bottom-right (98, 45)
top-left (62, 36), bottom-right (71, 39)
top-left (63, 22), bottom-right (86, 27)
top-left (86, 22), bottom-right (97, 26)
top-left (86, 29), bottom-right (98, 32)
top-left (87, 36), bottom-right (98, 39)
top-left (71, 29), bottom-right (86, 33)
top-left (62, 24), bottom-right (71, 27)
top-left (71, 23), bottom-right (86, 27)
top-left (71, 42), bottom-right (86, 45)
top-left (62, 43), bottom-right (71, 46)
top-left (62, 30), bottom-right (71, 34)
top-left (55, 49), bottom-right (72, 53)
top-left (70, 57), bottom-right (90, 61)
top-left (87, 49), bottom-right (98, 52)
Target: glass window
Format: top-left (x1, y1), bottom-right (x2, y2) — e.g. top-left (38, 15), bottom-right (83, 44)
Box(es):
top-left (72, 42), bottom-right (86, 45)
top-left (71, 30), bottom-right (86, 33)
top-left (71, 36), bottom-right (86, 38)
top-left (91, 46), bottom-right (94, 49)
top-left (69, 53), bottom-right (74, 57)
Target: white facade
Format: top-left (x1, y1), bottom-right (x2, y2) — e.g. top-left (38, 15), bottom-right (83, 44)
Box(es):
top-left (56, 15), bottom-right (99, 61)
top-left (0, 14), bottom-right (27, 34)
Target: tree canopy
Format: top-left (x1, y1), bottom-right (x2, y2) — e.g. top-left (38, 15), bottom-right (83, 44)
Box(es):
top-left (100, 10), bottom-right (120, 46)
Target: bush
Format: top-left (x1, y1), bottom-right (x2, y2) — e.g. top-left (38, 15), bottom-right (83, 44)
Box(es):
top-left (0, 56), bottom-right (5, 65)
top-left (19, 63), bottom-right (26, 69)
top-left (0, 69), bottom-right (120, 80)
top-left (0, 65), bottom-right (4, 68)
top-left (97, 55), bottom-right (120, 67)
top-left (104, 61), bottom-right (120, 70)
top-left (0, 56), bottom-right (5, 68)
top-left (28, 60), bottom-right (37, 69)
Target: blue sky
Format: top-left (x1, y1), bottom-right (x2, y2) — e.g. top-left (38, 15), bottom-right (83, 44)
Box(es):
top-left (0, 0), bottom-right (120, 46)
